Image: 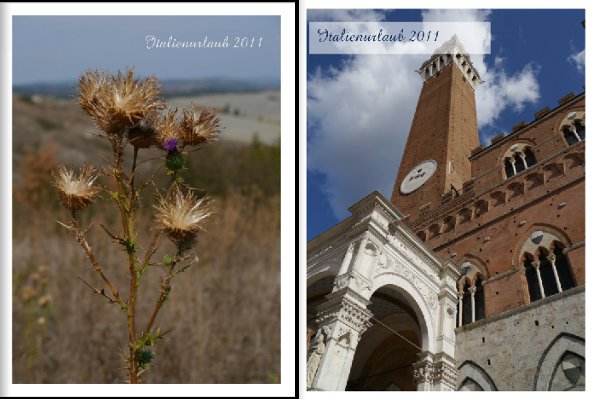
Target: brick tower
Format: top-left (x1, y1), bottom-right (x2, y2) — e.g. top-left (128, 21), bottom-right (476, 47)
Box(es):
top-left (391, 36), bottom-right (482, 221)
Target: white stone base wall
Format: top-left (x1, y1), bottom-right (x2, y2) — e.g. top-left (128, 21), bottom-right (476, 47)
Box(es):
top-left (455, 286), bottom-right (585, 391)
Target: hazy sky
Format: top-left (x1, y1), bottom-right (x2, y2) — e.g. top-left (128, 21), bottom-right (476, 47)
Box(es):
top-left (13, 16), bottom-right (280, 85)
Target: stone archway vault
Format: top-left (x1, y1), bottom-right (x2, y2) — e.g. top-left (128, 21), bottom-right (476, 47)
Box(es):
top-left (306, 191), bottom-right (461, 391)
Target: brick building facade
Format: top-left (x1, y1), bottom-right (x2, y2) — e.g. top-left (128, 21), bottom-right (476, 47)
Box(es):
top-left (307, 36), bottom-right (584, 391)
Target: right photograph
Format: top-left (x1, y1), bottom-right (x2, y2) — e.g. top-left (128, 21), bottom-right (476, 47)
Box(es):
top-left (307, 9), bottom-right (585, 391)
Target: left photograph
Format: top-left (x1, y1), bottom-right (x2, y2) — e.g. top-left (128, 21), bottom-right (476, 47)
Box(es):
top-left (12, 15), bottom-right (281, 384)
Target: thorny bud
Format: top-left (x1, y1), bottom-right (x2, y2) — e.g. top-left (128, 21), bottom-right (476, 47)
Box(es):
top-left (136, 347), bottom-right (155, 367)
top-left (165, 150), bottom-right (185, 172)
top-left (163, 255), bottom-right (174, 267)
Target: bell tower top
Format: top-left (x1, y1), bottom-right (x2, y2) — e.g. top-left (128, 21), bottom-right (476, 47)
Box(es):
top-left (391, 36), bottom-right (481, 222)
top-left (417, 35), bottom-right (483, 90)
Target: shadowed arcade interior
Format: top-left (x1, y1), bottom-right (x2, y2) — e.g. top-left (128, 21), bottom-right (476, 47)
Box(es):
top-left (346, 286), bottom-right (421, 391)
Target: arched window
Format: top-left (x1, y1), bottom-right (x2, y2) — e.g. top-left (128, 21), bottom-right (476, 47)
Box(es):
top-left (563, 126), bottom-right (580, 146)
top-left (524, 147), bottom-right (537, 167)
top-left (523, 237), bottom-right (576, 303)
top-left (514, 153), bottom-right (526, 173)
top-left (503, 145), bottom-right (537, 179)
top-left (462, 280), bottom-right (472, 326)
top-left (561, 111), bottom-right (586, 146)
top-left (457, 263), bottom-right (486, 326)
top-left (524, 254), bottom-right (542, 302)
top-left (538, 250), bottom-right (559, 297)
top-left (574, 120), bottom-right (585, 140)
top-left (474, 277), bottom-right (485, 321)
top-left (504, 158), bottom-right (514, 178)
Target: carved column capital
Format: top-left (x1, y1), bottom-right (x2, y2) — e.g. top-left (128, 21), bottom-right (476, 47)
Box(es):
top-left (314, 288), bottom-right (373, 337)
top-left (547, 254), bottom-right (556, 263)
top-left (432, 354), bottom-right (458, 390)
top-left (413, 352), bottom-right (435, 386)
top-left (531, 260), bottom-right (541, 269)
top-left (413, 361), bottom-right (434, 385)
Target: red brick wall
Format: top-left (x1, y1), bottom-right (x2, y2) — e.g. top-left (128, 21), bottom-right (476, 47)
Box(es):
top-left (409, 95), bottom-right (585, 319)
top-left (391, 62), bottom-right (478, 221)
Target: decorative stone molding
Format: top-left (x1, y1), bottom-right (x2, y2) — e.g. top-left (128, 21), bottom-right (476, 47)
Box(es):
top-left (413, 362), bottom-right (435, 385)
top-left (374, 258), bottom-right (439, 314)
top-left (333, 271), bottom-right (371, 292)
top-left (314, 288), bottom-right (373, 337)
top-left (433, 356), bottom-right (458, 389)
top-left (413, 355), bottom-right (435, 385)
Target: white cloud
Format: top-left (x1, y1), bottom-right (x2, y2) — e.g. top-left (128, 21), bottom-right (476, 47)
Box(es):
top-left (308, 9), bottom-right (541, 219)
top-left (568, 49), bottom-right (585, 72)
top-left (308, 52), bottom-right (424, 218)
top-left (475, 62), bottom-right (540, 130)
top-left (307, 9), bottom-right (386, 22)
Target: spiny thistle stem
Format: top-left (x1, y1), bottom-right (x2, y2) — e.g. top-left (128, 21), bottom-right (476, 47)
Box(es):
top-left (144, 244), bottom-right (185, 336)
top-left (55, 67), bottom-right (218, 384)
top-left (64, 213), bottom-right (123, 307)
top-left (138, 230), bottom-right (162, 278)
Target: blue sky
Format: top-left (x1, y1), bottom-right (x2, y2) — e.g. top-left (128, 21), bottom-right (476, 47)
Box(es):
top-left (307, 9), bottom-right (585, 240)
top-left (13, 16), bottom-right (280, 85)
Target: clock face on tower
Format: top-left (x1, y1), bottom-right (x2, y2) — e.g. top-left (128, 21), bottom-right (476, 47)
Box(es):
top-left (400, 160), bottom-right (437, 194)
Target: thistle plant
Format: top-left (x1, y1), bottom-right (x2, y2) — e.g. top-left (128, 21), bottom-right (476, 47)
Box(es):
top-left (53, 67), bottom-right (219, 383)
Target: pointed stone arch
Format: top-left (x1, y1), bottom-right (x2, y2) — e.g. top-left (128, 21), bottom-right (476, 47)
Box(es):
top-left (533, 333), bottom-right (585, 390)
top-left (457, 360), bottom-right (498, 391)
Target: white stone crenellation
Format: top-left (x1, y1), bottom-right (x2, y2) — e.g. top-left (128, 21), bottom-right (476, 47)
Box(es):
top-left (417, 35), bottom-right (483, 90)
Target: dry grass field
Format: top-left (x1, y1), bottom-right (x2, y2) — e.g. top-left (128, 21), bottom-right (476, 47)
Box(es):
top-left (12, 92), bottom-right (281, 384)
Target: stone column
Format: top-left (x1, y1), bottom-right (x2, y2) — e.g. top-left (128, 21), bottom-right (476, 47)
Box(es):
top-left (532, 260), bottom-right (545, 299)
top-left (457, 292), bottom-right (464, 327)
top-left (436, 260), bottom-right (459, 357)
top-left (470, 286), bottom-right (476, 323)
top-left (413, 351), bottom-right (435, 391)
top-left (570, 125), bottom-right (581, 142)
top-left (510, 157), bottom-right (517, 175)
top-left (519, 152), bottom-right (529, 169)
top-left (548, 255), bottom-right (563, 293)
top-left (308, 287), bottom-right (372, 391)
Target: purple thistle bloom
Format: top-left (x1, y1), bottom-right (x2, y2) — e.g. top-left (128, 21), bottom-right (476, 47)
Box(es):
top-left (163, 138), bottom-right (178, 152)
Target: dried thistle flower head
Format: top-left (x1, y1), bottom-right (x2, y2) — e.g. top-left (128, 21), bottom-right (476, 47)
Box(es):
top-left (155, 109), bottom-right (180, 151)
top-left (78, 69), bottom-right (109, 119)
top-left (180, 107), bottom-right (220, 147)
top-left (53, 165), bottom-right (100, 211)
top-left (39, 294), bottom-right (53, 307)
top-left (21, 285), bottom-right (36, 302)
top-left (127, 112), bottom-right (159, 149)
top-left (154, 186), bottom-right (212, 243)
top-left (77, 67), bottom-right (163, 136)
